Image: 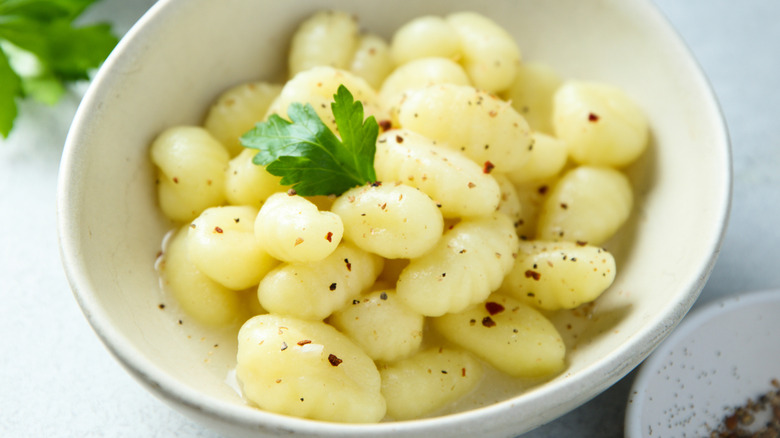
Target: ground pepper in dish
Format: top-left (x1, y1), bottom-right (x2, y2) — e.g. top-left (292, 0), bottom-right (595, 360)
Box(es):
top-left (710, 379), bottom-right (780, 438)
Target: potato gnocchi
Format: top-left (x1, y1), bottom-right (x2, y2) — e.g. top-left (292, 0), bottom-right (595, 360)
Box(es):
top-left (151, 9), bottom-right (647, 424)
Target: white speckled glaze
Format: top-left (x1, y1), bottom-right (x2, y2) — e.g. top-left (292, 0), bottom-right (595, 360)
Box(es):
top-left (57, 0), bottom-right (730, 436)
top-left (625, 289), bottom-right (780, 438)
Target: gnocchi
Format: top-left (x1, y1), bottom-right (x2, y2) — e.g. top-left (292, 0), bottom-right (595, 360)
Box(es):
top-left (433, 293), bottom-right (566, 378)
top-left (379, 347), bottom-right (483, 420)
top-left (187, 205), bottom-right (278, 290)
top-left (255, 192), bottom-right (344, 263)
top-left (150, 126), bottom-right (229, 222)
top-left (329, 289), bottom-right (424, 362)
top-left (331, 183), bottom-right (444, 259)
top-left (236, 314), bottom-right (386, 422)
top-left (498, 240), bottom-right (617, 311)
top-left (150, 9), bottom-right (648, 424)
top-left (374, 129), bottom-right (501, 218)
top-left (256, 242), bottom-right (383, 321)
top-left (396, 213), bottom-right (519, 317)
top-left (397, 83), bottom-right (534, 173)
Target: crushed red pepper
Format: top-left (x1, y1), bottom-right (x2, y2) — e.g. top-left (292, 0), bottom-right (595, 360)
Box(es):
top-left (328, 354), bottom-right (343, 366)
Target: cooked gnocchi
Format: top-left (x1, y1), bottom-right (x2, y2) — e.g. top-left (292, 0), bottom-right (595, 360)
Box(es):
top-left (150, 9), bottom-right (647, 424)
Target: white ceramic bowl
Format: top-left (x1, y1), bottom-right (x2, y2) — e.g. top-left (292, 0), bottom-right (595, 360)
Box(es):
top-left (625, 289), bottom-right (780, 437)
top-left (57, 0), bottom-right (731, 436)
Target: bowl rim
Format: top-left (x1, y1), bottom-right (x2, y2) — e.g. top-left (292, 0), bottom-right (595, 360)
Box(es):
top-left (57, 0), bottom-right (733, 435)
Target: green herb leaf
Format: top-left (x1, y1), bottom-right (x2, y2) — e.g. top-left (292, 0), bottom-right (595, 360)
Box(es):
top-left (0, 0), bottom-right (117, 138)
top-left (241, 85), bottom-right (378, 196)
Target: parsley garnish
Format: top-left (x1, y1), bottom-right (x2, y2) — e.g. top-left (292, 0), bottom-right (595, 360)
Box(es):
top-left (0, 0), bottom-right (118, 138)
top-left (241, 85), bottom-right (378, 196)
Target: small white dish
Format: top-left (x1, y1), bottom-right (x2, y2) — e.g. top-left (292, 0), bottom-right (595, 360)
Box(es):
top-left (625, 289), bottom-right (780, 437)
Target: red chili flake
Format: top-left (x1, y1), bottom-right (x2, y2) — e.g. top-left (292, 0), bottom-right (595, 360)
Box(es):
top-left (378, 120), bottom-right (392, 132)
top-left (525, 270), bottom-right (541, 281)
top-left (467, 182), bottom-right (476, 189)
top-left (328, 354), bottom-right (343, 366)
top-left (287, 188), bottom-right (297, 196)
top-left (371, 181), bottom-right (382, 187)
top-left (483, 161), bottom-right (495, 174)
top-left (462, 368), bottom-right (467, 377)
top-left (294, 237), bottom-right (304, 246)
top-left (588, 112), bottom-right (600, 122)
top-left (560, 203), bottom-right (568, 209)
top-left (488, 110), bottom-right (497, 117)
top-left (172, 177), bottom-right (179, 184)
top-left (481, 316), bottom-right (496, 328)
top-left (576, 240), bottom-right (588, 246)
top-left (344, 258), bottom-right (352, 271)
top-left (395, 135), bottom-right (404, 143)
top-left (329, 283), bottom-right (337, 291)
top-left (214, 226), bottom-right (223, 234)
top-left (325, 232), bottom-right (333, 242)
top-left (485, 302), bottom-right (505, 315)
top-left (297, 340), bottom-right (312, 346)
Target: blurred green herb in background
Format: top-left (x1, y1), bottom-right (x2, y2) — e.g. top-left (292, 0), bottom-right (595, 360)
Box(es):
top-left (0, 0), bottom-right (117, 138)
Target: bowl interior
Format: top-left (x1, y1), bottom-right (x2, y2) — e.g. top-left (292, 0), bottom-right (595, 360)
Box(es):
top-left (58, 0), bottom-right (730, 436)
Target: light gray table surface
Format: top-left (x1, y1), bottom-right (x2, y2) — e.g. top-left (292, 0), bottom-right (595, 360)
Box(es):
top-left (1, 1), bottom-right (778, 436)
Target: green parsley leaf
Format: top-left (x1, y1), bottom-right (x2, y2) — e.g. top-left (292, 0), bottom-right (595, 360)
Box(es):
top-left (0, 0), bottom-right (117, 138)
top-left (241, 85), bottom-right (378, 196)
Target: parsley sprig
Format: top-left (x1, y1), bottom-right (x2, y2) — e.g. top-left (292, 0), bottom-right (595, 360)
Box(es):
top-left (0, 0), bottom-right (118, 138)
top-left (241, 85), bottom-right (379, 196)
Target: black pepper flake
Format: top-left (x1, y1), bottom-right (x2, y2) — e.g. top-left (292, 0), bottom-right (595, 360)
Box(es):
top-left (469, 319), bottom-right (477, 326)
top-left (280, 342), bottom-right (288, 351)
top-left (379, 119), bottom-right (392, 132)
top-left (328, 354), bottom-right (343, 366)
top-left (371, 181), bottom-right (382, 187)
top-left (441, 370), bottom-right (448, 374)
top-left (538, 185), bottom-right (549, 195)
top-left (379, 292), bottom-right (388, 300)
top-left (560, 203), bottom-right (568, 210)
top-left (352, 299), bottom-right (360, 305)
top-left (344, 258), bottom-right (352, 271)
top-left (329, 283), bottom-right (337, 291)
top-left (178, 319), bottom-right (183, 325)
top-left (576, 240), bottom-right (588, 246)
top-left (233, 218), bottom-right (240, 223)
top-left (395, 135), bottom-right (404, 144)
top-left (481, 316), bottom-right (496, 328)
top-left (158, 303), bottom-right (165, 309)
top-left (287, 188), bottom-right (297, 196)
top-left (485, 302), bottom-right (505, 315)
